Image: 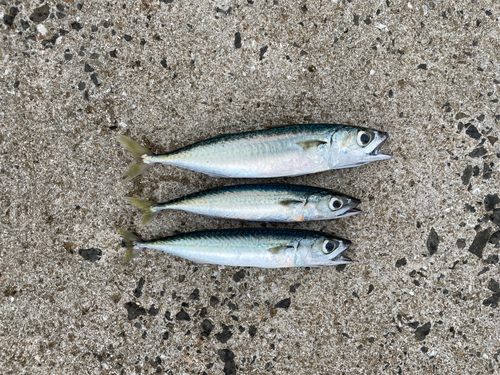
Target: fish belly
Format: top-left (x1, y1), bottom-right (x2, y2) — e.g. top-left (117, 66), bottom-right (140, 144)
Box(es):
top-left (146, 240), bottom-right (296, 268)
top-left (156, 137), bottom-right (329, 178)
top-left (174, 201), bottom-right (300, 222)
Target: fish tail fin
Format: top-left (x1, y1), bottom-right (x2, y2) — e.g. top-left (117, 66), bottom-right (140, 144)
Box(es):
top-left (118, 228), bottom-right (142, 266)
top-left (118, 135), bottom-right (152, 158)
top-left (125, 197), bottom-right (159, 226)
top-left (117, 135), bottom-right (153, 181)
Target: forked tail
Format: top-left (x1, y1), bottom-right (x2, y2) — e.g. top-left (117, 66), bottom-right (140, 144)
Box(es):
top-left (118, 228), bottom-right (142, 265)
top-left (125, 197), bottom-right (160, 226)
top-left (117, 135), bottom-right (153, 181)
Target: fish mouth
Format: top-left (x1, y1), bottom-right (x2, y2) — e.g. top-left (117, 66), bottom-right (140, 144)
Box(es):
top-left (331, 242), bottom-right (352, 264)
top-left (343, 207), bottom-right (362, 217)
top-left (315, 239), bottom-right (353, 267)
top-left (368, 132), bottom-right (391, 160)
top-left (336, 197), bottom-right (361, 218)
top-left (331, 239), bottom-right (351, 259)
top-left (342, 239), bottom-right (352, 250)
top-left (335, 254), bottom-right (353, 264)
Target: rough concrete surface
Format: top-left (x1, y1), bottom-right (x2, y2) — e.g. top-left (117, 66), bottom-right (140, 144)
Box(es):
top-left (1, 0), bottom-right (499, 374)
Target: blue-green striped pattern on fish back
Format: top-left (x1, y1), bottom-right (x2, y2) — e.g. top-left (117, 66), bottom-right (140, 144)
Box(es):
top-left (153, 125), bottom-right (340, 178)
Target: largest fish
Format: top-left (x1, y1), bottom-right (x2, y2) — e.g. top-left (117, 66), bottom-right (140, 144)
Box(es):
top-left (118, 124), bottom-right (390, 180)
top-left (119, 228), bottom-right (352, 268)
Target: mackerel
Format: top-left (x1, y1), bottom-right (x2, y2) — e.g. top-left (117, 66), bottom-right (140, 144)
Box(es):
top-left (126, 184), bottom-right (361, 225)
top-left (119, 228), bottom-right (352, 268)
top-left (118, 124), bottom-right (390, 180)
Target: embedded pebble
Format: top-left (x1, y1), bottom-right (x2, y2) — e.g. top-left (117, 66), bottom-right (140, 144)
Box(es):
top-left (465, 124), bottom-right (481, 139)
top-left (124, 302), bottom-right (147, 320)
top-left (78, 248), bottom-right (102, 261)
top-left (427, 228), bottom-right (439, 256)
top-left (275, 298), bottom-right (291, 309)
top-left (395, 258), bottom-right (407, 267)
top-left (215, 325), bottom-right (233, 343)
top-left (461, 165), bottom-right (472, 185)
top-left (30, 4), bottom-right (50, 23)
top-left (484, 194), bottom-right (500, 211)
top-left (415, 322), bottom-right (432, 341)
top-left (468, 228), bottom-right (492, 259)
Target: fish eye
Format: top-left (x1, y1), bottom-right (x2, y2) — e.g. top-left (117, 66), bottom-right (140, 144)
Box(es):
top-left (329, 197), bottom-right (343, 210)
top-left (322, 240), bottom-right (337, 254)
top-left (357, 130), bottom-right (372, 147)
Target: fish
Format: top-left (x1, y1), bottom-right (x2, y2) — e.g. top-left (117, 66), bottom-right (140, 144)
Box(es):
top-left (118, 124), bottom-right (390, 180)
top-left (125, 183), bottom-right (361, 225)
top-left (118, 228), bottom-right (352, 268)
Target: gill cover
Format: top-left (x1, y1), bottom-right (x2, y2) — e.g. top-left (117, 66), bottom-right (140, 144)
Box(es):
top-left (328, 126), bottom-right (391, 169)
top-left (295, 236), bottom-right (352, 267)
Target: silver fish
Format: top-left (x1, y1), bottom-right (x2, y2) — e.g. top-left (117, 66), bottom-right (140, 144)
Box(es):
top-left (118, 124), bottom-right (390, 180)
top-left (126, 184), bottom-right (361, 225)
top-left (119, 228), bottom-right (352, 267)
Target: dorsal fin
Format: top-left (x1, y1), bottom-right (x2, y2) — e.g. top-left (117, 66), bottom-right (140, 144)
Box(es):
top-left (264, 123), bottom-right (302, 129)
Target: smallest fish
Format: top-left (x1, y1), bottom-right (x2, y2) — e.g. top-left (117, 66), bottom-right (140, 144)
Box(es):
top-left (125, 184), bottom-right (361, 225)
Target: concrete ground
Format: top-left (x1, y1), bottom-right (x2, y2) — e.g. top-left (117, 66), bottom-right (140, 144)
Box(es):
top-left (1, 0), bottom-right (499, 374)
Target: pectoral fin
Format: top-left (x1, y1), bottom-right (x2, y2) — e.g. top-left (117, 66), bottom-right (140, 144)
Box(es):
top-left (268, 245), bottom-right (294, 254)
top-left (279, 199), bottom-right (304, 207)
top-left (296, 140), bottom-right (327, 151)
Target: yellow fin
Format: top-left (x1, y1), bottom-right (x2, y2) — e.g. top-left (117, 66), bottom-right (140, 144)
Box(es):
top-left (123, 163), bottom-right (152, 182)
top-left (279, 199), bottom-right (304, 207)
top-left (117, 135), bottom-right (153, 181)
top-left (125, 197), bottom-right (159, 226)
top-left (268, 245), bottom-right (294, 254)
top-left (296, 140), bottom-right (327, 151)
top-left (117, 228), bottom-right (142, 266)
top-left (118, 135), bottom-right (151, 157)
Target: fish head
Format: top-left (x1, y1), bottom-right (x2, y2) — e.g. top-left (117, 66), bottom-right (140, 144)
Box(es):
top-left (304, 192), bottom-right (361, 220)
top-left (329, 126), bottom-right (391, 168)
top-left (295, 235), bottom-right (352, 267)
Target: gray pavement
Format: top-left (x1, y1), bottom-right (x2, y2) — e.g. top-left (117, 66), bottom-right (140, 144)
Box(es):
top-left (0, 1), bottom-right (499, 374)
